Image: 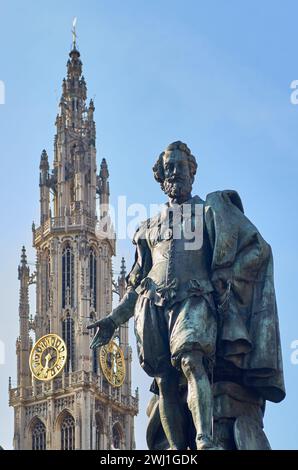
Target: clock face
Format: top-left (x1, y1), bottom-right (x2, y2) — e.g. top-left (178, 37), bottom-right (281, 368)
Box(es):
top-left (29, 334), bottom-right (67, 381)
top-left (99, 341), bottom-right (126, 388)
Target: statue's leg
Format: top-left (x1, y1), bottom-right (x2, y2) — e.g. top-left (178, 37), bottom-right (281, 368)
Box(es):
top-left (180, 350), bottom-right (214, 449)
top-left (156, 370), bottom-right (188, 450)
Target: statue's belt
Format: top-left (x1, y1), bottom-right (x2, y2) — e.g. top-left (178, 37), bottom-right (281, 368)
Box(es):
top-left (137, 277), bottom-right (214, 308)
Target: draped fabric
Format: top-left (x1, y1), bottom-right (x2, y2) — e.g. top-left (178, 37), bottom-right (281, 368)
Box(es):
top-left (205, 190), bottom-right (285, 403)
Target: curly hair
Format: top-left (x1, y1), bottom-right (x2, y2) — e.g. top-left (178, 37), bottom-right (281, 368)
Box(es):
top-left (152, 141), bottom-right (198, 184)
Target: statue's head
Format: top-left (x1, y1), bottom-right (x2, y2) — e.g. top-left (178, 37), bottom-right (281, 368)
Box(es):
top-left (153, 141), bottom-right (197, 203)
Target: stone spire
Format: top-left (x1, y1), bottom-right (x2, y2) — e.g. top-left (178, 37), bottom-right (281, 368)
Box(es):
top-left (118, 257), bottom-right (127, 300)
top-left (39, 149), bottom-right (49, 174)
top-left (39, 149), bottom-right (50, 224)
top-left (58, 44), bottom-right (87, 131)
top-left (51, 41), bottom-right (97, 220)
top-left (120, 257), bottom-right (126, 278)
top-left (97, 158), bottom-right (110, 219)
top-left (88, 99), bottom-right (96, 145)
top-left (19, 245), bottom-right (28, 269)
top-left (17, 246), bottom-right (30, 389)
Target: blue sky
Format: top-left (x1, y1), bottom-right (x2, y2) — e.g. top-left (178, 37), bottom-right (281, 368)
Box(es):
top-left (0, 0), bottom-right (298, 450)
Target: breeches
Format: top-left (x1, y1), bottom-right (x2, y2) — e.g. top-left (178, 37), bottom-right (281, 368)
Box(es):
top-left (134, 293), bottom-right (217, 377)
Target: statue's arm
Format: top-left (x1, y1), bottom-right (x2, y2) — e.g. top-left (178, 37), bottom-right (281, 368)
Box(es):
top-left (109, 227), bottom-right (152, 327)
top-left (109, 288), bottom-right (138, 327)
top-left (88, 225), bottom-right (152, 348)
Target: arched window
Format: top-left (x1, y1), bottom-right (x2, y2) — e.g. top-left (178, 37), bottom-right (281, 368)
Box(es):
top-left (32, 418), bottom-right (46, 450)
top-left (62, 245), bottom-right (74, 308)
top-left (89, 249), bottom-right (97, 310)
top-left (62, 314), bottom-right (75, 372)
top-left (95, 414), bottom-right (103, 450)
top-left (61, 413), bottom-right (75, 450)
top-left (112, 424), bottom-right (122, 450)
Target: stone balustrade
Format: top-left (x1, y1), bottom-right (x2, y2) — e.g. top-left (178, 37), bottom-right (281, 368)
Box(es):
top-left (33, 214), bottom-right (115, 253)
top-left (8, 370), bottom-right (138, 414)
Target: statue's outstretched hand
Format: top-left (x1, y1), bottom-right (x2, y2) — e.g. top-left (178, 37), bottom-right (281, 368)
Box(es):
top-left (87, 316), bottom-right (116, 349)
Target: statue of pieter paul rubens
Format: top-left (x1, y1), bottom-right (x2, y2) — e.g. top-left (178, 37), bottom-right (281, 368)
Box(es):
top-left (88, 141), bottom-right (285, 450)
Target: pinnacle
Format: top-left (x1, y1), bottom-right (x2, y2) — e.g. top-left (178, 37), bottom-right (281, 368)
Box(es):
top-left (120, 257), bottom-right (126, 277)
top-left (20, 246), bottom-right (27, 266)
top-left (100, 158), bottom-right (109, 179)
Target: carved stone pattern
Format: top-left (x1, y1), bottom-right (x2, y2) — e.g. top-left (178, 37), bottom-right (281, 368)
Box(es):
top-left (25, 402), bottom-right (48, 419)
top-left (55, 395), bottom-right (75, 412)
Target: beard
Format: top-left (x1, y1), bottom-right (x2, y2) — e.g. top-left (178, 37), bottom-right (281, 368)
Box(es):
top-left (162, 177), bottom-right (192, 200)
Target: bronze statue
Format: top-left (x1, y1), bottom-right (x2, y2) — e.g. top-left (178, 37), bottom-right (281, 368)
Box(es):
top-left (88, 141), bottom-right (285, 450)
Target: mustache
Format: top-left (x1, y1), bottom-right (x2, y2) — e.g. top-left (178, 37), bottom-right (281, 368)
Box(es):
top-left (165, 176), bottom-right (187, 184)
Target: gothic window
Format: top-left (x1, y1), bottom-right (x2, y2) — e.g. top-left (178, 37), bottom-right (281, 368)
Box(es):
top-left (62, 314), bottom-right (75, 372)
top-left (32, 418), bottom-right (46, 450)
top-left (112, 424), bottom-right (122, 450)
top-left (62, 245), bottom-right (74, 308)
top-left (61, 413), bottom-right (75, 450)
top-left (89, 249), bottom-right (97, 310)
top-left (95, 414), bottom-right (103, 450)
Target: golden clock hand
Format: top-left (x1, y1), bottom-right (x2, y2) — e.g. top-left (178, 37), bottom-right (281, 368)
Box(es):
top-left (44, 352), bottom-right (52, 370)
top-left (112, 349), bottom-right (117, 374)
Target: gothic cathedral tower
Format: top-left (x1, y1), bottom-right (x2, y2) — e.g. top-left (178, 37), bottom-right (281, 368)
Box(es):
top-left (9, 40), bottom-right (138, 450)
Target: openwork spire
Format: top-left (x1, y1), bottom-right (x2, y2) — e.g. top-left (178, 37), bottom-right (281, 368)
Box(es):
top-left (58, 19), bottom-right (89, 132)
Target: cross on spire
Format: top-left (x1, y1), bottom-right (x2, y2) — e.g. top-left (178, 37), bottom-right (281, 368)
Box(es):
top-left (71, 17), bottom-right (77, 50)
